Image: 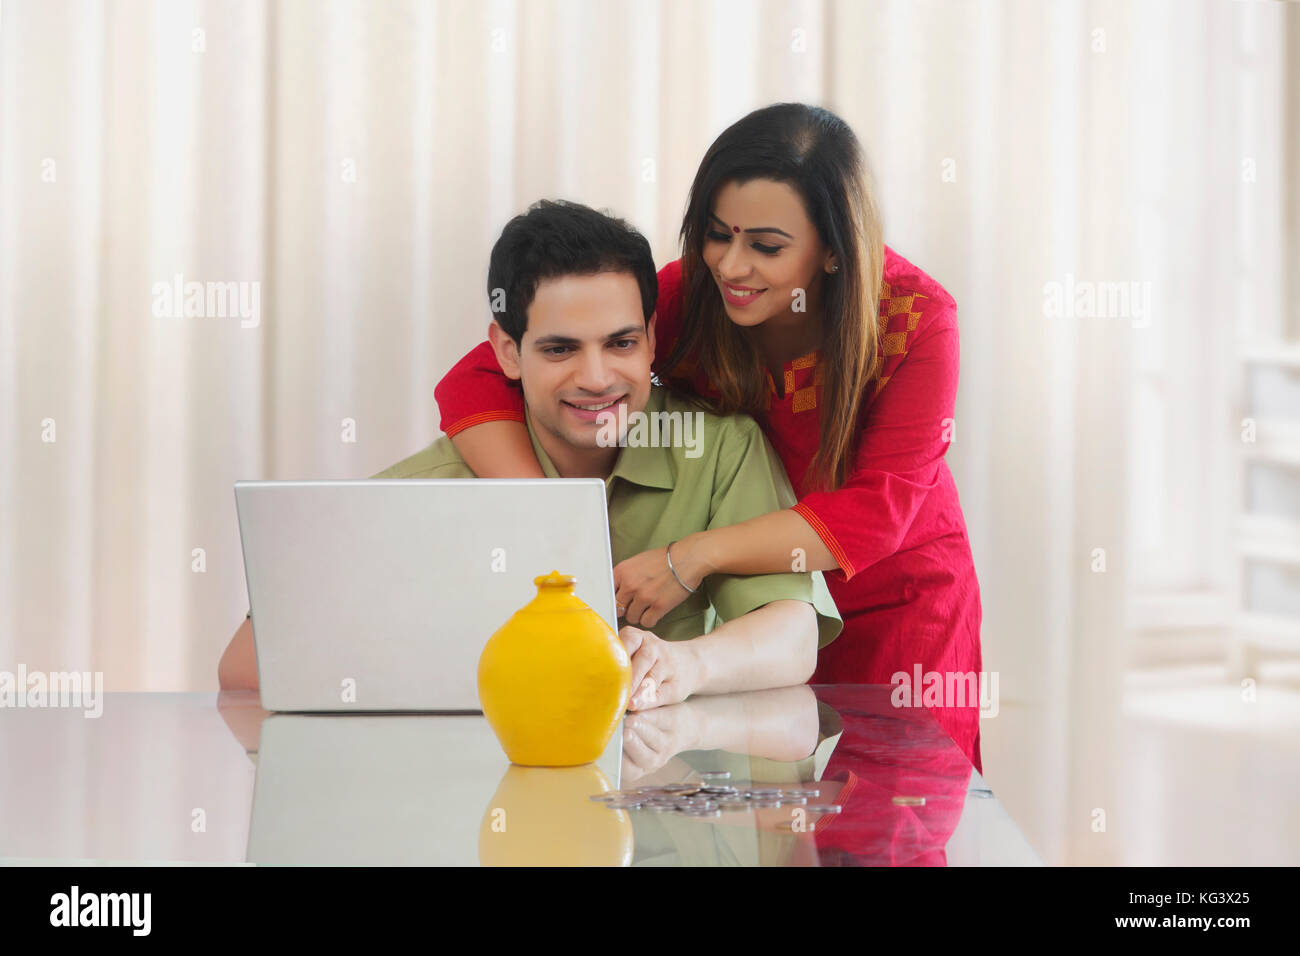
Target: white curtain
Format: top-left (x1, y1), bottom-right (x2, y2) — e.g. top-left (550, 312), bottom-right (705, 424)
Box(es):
top-left (2, 0), bottom-right (1294, 865)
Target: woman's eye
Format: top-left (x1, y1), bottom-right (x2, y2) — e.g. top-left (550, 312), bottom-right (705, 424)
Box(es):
top-left (707, 229), bottom-right (780, 256)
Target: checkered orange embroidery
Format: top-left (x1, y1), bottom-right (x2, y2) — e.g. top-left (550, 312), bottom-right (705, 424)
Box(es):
top-left (791, 361), bottom-right (824, 413)
top-left (874, 285), bottom-right (927, 395)
top-left (791, 353), bottom-right (817, 370)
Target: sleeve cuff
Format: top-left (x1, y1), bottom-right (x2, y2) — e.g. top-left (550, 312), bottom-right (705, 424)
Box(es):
top-left (442, 409), bottom-right (526, 438)
top-left (791, 501), bottom-right (856, 580)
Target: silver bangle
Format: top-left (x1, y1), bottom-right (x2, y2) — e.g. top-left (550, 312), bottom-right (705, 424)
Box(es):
top-left (665, 541), bottom-right (696, 594)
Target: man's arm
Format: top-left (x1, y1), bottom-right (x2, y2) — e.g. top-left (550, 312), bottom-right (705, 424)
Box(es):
top-left (685, 598), bottom-right (817, 695)
top-left (622, 599), bottom-right (817, 710)
top-left (218, 616), bottom-right (259, 691)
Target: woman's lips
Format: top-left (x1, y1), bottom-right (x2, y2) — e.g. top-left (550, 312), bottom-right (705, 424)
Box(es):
top-left (721, 282), bottom-right (767, 307)
top-left (562, 395), bottom-right (626, 423)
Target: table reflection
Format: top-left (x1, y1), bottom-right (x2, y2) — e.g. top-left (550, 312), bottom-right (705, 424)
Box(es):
top-left (236, 684), bottom-right (976, 866)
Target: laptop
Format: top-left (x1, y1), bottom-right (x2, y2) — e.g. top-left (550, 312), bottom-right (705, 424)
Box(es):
top-left (233, 478), bottom-right (618, 712)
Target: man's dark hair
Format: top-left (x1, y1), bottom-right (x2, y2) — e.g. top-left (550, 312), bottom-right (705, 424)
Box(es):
top-left (487, 199), bottom-right (657, 344)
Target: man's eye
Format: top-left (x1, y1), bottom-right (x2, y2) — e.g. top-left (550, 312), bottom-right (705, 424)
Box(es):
top-left (544, 346), bottom-right (571, 356)
top-left (611, 339), bottom-right (636, 350)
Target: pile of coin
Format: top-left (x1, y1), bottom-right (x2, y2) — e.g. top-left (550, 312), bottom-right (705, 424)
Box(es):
top-left (591, 774), bottom-right (842, 819)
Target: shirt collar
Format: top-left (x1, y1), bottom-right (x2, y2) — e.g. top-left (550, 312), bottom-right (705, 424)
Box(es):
top-left (524, 386), bottom-right (677, 492)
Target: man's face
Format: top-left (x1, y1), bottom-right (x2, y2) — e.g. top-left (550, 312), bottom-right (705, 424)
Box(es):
top-left (490, 270), bottom-right (655, 454)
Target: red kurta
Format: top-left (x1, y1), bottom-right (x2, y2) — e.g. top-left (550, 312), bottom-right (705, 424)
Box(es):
top-left (435, 248), bottom-right (984, 772)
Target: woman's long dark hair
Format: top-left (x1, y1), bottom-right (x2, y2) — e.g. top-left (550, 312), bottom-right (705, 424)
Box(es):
top-left (662, 103), bottom-right (885, 492)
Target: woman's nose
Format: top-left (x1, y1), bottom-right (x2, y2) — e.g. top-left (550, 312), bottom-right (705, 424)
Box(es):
top-left (717, 241), bottom-right (751, 282)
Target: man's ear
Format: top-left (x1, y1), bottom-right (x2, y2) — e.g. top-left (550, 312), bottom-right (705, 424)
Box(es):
top-left (487, 322), bottom-right (523, 381)
top-left (646, 312), bottom-right (657, 359)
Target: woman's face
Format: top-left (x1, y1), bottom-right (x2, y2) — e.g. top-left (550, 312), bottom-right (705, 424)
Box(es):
top-left (700, 177), bottom-right (835, 328)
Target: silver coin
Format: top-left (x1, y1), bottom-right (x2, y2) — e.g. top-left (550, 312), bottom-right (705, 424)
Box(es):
top-left (657, 784), bottom-right (701, 794)
top-left (751, 799), bottom-right (781, 808)
top-left (647, 804), bottom-right (677, 812)
top-left (805, 804), bottom-right (842, 814)
top-left (699, 770), bottom-right (731, 780)
top-left (605, 798), bottom-right (647, 809)
top-left (590, 791), bottom-right (634, 802)
top-left (780, 796), bottom-right (807, 806)
top-left (785, 789), bottom-right (821, 798)
top-left (717, 800), bottom-right (750, 811)
top-left (700, 786), bottom-right (739, 795)
top-left (678, 799), bottom-right (718, 810)
top-left (969, 788), bottom-right (994, 799)
top-left (747, 788), bottom-right (782, 798)
top-left (679, 808), bottom-right (722, 817)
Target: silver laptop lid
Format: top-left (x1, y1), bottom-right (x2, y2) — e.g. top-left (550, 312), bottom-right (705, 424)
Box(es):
top-left (234, 479), bottom-right (616, 712)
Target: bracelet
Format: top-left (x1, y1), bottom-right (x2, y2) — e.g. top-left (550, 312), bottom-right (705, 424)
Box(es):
top-left (665, 541), bottom-right (696, 594)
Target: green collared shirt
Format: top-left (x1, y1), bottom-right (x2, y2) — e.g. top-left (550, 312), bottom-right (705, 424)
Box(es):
top-left (371, 386), bottom-right (842, 647)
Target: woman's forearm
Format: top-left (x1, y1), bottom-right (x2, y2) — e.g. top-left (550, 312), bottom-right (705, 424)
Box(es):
top-left (447, 420), bottom-right (545, 478)
top-left (679, 508), bottom-right (840, 583)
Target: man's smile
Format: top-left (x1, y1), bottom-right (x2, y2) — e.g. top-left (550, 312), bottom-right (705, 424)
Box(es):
top-left (561, 394), bottom-right (627, 422)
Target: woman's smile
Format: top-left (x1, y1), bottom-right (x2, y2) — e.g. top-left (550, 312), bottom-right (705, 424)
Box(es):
top-left (720, 280), bottom-right (768, 307)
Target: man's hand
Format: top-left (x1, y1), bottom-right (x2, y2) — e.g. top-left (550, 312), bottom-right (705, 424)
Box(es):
top-left (618, 625), bottom-right (703, 711)
top-left (620, 702), bottom-right (706, 778)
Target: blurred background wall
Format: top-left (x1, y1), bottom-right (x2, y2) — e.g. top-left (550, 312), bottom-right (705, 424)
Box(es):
top-left (2, 0), bottom-right (1297, 865)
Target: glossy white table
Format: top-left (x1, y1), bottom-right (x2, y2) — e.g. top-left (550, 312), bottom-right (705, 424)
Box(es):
top-left (0, 688), bottom-right (1041, 866)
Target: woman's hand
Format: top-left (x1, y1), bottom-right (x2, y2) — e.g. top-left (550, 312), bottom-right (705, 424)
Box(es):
top-left (613, 536), bottom-right (710, 629)
top-left (618, 625), bottom-right (702, 711)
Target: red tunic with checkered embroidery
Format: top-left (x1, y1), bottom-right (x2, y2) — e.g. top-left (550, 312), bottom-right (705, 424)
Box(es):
top-left (434, 248), bottom-right (984, 772)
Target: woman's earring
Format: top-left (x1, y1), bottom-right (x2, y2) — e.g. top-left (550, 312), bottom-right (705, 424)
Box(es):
top-left (829, 263), bottom-right (840, 273)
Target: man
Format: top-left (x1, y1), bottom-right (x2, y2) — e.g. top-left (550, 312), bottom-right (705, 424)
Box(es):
top-left (219, 199), bottom-right (841, 710)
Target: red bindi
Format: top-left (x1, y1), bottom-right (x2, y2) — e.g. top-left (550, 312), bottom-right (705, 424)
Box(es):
top-left (732, 225), bottom-right (740, 233)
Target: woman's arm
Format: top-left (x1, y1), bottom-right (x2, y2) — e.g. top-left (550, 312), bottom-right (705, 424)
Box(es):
top-left (434, 339), bottom-right (541, 477)
top-left (617, 284), bottom-right (962, 624)
top-left (681, 292), bottom-right (962, 583)
top-left (676, 508), bottom-right (838, 581)
top-left (450, 419), bottom-right (544, 478)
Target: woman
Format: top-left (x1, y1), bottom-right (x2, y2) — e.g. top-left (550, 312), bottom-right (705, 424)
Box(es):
top-left (435, 103), bottom-right (984, 772)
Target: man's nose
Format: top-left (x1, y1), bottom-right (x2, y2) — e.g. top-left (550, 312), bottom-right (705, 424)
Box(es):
top-left (573, 348), bottom-right (617, 393)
